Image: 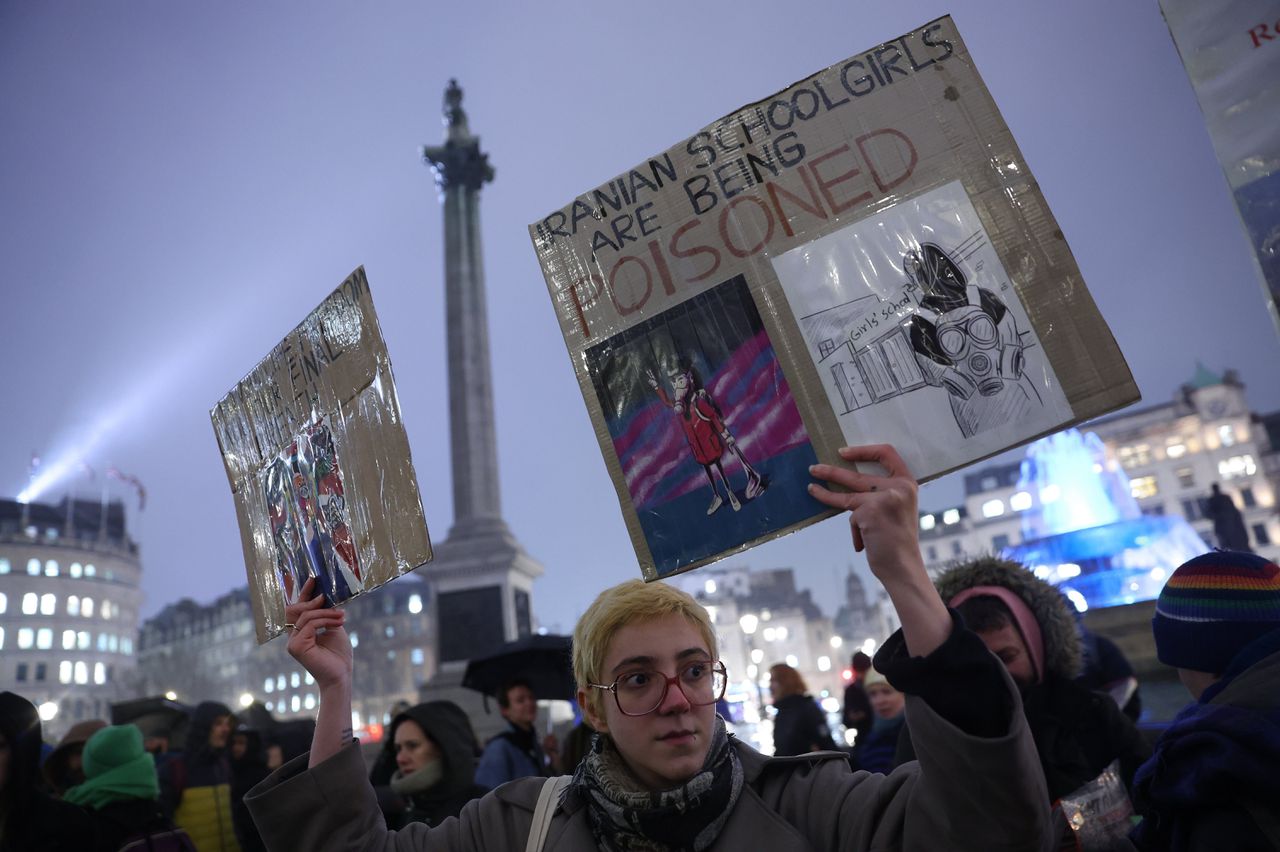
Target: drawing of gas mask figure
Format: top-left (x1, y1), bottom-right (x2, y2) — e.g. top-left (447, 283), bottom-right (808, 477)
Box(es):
top-left (904, 242), bottom-right (1043, 439)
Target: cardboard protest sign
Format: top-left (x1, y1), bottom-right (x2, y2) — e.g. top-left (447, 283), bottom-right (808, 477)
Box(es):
top-left (211, 267), bottom-right (433, 643)
top-left (1161, 0), bottom-right (1280, 336)
top-left (529, 16), bottom-right (1139, 582)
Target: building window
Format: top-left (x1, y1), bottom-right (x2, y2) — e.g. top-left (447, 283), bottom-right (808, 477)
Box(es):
top-left (1176, 467), bottom-right (1195, 489)
top-left (1219, 455), bottom-right (1257, 480)
top-left (22, 593), bottom-right (38, 615)
top-left (264, 678), bottom-right (274, 694)
top-left (1182, 498), bottom-right (1206, 521)
top-left (69, 562), bottom-right (82, 578)
top-left (0, 627), bottom-right (4, 649)
top-left (35, 663), bottom-right (47, 682)
top-left (304, 693), bottom-right (316, 710)
top-left (0, 593), bottom-right (5, 614)
top-left (62, 630), bottom-right (76, 650)
top-left (27, 558), bottom-right (40, 576)
top-left (1255, 525), bottom-right (1272, 546)
top-left (45, 560), bottom-right (59, 577)
top-left (408, 594), bottom-right (423, 615)
top-left (60, 661), bottom-right (73, 684)
top-left (981, 476), bottom-right (999, 491)
top-left (1218, 424), bottom-right (1237, 447)
top-left (291, 672), bottom-right (300, 688)
top-left (1130, 476), bottom-right (1159, 500)
top-left (1241, 487), bottom-right (1257, 508)
top-left (18, 628), bottom-right (34, 649)
top-left (919, 514), bottom-right (936, 531)
top-left (37, 629), bottom-right (53, 649)
top-left (384, 625), bottom-right (395, 638)
top-left (926, 545), bottom-right (938, 561)
top-left (1165, 441), bottom-right (1187, 459)
top-left (1142, 504), bottom-right (1166, 516)
top-left (16, 663), bottom-right (28, 682)
top-left (102, 601), bottom-right (113, 620)
top-left (0, 559), bottom-right (9, 574)
top-left (85, 564), bottom-right (95, 577)
top-left (121, 637), bottom-right (133, 654)
top-left (94, 663), bottom-right (106, 685)
top-left (943, 509), bottom-right (960, 525)
top-left (68, 596), bottom-right (80, 616)
top-left (982, 499), bottom-right (1005, 518)
top-left (74, 661), bottom-right (88, 684)
top-left (82, 598), bottom-right (95, 618)
top-left (1118, 444), bottom-right (1152, 468)
top-left (411, 647), bottom-right (425, 665)
top-left (277, 675), bottom-right (286, 691)
top-left (1009, 491), bottom-right (1033, 512)
top-left (992, 534), bottom-right (1010, 551)
top-left (77, 631), bottom-right (90, 650)
top-left (951, 541), bottom-right (963, 556)
top-left (41, 594), bottom-right (56, 616)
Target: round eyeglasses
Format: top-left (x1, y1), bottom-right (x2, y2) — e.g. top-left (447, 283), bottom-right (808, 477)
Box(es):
top-left (588, 660), bottom-right (728, 716)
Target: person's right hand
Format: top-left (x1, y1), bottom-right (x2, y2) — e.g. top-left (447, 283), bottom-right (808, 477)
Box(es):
top-left (285, 577), bottom-right (352, 691)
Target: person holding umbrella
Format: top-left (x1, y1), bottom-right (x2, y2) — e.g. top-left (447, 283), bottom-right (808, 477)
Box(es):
top-left (246, 444), bottom-right (1052, 850)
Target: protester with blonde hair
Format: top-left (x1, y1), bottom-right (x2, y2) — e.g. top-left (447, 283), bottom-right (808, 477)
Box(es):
top-left (247, 445), bottom-right (1051, 850)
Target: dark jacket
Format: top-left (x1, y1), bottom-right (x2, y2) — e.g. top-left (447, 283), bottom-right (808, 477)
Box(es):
top-left (0, 691), bottom-right (95, 852)
top-left (771, 694), bottom-right (835, 756)
top-left (158, 700), bottom-right (239, 851)
top-left (853, 714), bottom-right (904, 774)
top-left (230, 728), bottom-right (270, 852)
top-left (895, 672), bottom-right (1150, 800)
top-left (373, 701), bottom-right (486, 830)
top-left (841, 681), bottom-right (872, 744)
top-left (85, 798), bottom-right (191, 852)
top-left (1131, 628), bottom-right (1280, 851)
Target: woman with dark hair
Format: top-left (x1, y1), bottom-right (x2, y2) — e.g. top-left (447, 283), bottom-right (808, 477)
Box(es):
top-left (0, 692), bottom-right (94, 851)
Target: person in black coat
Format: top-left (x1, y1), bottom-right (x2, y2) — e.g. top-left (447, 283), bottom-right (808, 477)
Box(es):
top-left (371, 701), bottom-right (487, 830)
top-left (768, 664), bottom-right (836, 756)
top-left (0, 691), bottom-right (95, 852)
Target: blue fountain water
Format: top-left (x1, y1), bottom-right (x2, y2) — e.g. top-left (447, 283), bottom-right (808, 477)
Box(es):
top-left (1004, 429), bottom-right (1207, 611)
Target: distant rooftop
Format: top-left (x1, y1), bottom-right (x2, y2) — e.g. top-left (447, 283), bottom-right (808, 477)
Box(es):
top-left (0, 496), bottom-right (135, 553)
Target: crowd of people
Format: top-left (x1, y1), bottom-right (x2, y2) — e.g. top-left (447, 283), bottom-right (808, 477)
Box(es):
top-left (4, 443), bottom-right (1278, 850)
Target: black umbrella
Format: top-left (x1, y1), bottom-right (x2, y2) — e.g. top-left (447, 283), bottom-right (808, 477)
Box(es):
top-left (110, 696), bottom-right (192, 750)
top-left (461, 633), bottom-right (576, 705)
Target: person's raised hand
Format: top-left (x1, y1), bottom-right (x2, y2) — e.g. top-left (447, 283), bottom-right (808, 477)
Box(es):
top-left (809, 445), bottom-right (948, 656)
top-left (285, 577), bottom-right (352, 691)
top-left (808, 444), bottom-right (924, 585)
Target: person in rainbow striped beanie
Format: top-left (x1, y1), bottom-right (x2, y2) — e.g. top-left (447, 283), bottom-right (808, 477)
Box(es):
top-left (1130, 549), bottom-right (1280, 850)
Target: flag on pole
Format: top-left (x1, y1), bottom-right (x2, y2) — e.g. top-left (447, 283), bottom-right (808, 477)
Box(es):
top-left (106, 467), bottom-right (146, 511)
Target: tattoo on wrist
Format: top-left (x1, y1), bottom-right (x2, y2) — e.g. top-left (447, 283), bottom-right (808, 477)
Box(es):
top-left (340, 727), bottom-right (353, 742)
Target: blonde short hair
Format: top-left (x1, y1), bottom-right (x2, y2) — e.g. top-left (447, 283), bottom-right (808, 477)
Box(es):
top-left (573, 579), bottom-right (717, 717)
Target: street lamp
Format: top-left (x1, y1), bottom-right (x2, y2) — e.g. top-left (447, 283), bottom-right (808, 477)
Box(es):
top-left (739, 613), bottom-right (766, 716)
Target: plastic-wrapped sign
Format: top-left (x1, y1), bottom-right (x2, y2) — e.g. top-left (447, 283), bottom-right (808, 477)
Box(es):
top-left (211, 267), bottom-right (433, 643)
top-left (1161, 0), bottom-right (1280, 336)
top-left (529, 16), bottom-right (1138, 581)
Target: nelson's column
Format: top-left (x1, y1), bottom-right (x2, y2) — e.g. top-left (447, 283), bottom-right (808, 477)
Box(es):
top-left (418, 80), bottom-right (544, 725)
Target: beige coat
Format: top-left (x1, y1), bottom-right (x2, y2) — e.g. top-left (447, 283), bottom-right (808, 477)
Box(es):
top-left (246, 681), bottom-right (1051, 851)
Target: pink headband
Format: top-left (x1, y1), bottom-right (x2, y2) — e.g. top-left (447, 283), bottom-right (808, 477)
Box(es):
top-left (949, 585), bottom-right (1045, 684)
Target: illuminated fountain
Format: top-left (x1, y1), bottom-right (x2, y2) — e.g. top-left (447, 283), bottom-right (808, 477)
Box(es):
top-left (1003, 429), bottom-right (1208, 610)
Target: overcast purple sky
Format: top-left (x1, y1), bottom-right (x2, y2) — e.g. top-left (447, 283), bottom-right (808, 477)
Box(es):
top-left (2, 2), bottom-right (1277, 634)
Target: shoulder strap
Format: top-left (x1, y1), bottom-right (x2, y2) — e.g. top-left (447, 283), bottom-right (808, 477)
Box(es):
top-left (524, 775), bottom-right (570, 852)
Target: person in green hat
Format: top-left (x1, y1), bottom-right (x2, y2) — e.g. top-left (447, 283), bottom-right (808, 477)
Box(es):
top-left (65, 724), bottom-right (192, 852)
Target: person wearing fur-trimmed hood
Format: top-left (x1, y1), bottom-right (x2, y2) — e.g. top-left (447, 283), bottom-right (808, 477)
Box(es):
top-left (373, 701), bottom-right (487, 830)
top-left (895, 556), bottom-right (1151, 804)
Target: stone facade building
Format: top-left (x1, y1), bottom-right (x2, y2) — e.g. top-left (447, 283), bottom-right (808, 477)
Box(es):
top-left (0, 497), bottom-right (142, 739)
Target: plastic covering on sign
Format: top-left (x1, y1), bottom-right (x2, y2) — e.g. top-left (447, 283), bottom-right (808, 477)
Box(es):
top-left (1056, 759), bottom-right (1136, 851)
top-left (210, 267), bottom-right (433, 644)
top-left (528, 15), bottom-right (1138, 581)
